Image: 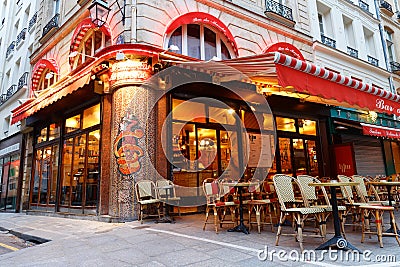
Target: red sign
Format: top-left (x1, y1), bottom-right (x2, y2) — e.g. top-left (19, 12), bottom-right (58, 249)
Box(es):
top-left (332, 144), bottom-right (356, 176)
top-left (362, 123), bottom-right (400, 139)
top-left (264, 42), bottom-right (305, 61)
top-left (109, 61), bottom-right (151, 87)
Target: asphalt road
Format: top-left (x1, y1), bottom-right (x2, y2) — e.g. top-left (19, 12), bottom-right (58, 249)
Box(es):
top-left (0, 231), bottom-right (30, 255)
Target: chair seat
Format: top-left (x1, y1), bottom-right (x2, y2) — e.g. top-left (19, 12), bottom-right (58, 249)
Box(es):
top-left (247, 199), bottom-right (272, 205)
top-left (284, 207), bottom-right (325, 214)
top-left (359, 205), bottom-right (394, 211)
top-left (368, 200), bottom-right (391, 206)
top-left (317, 205), bottom-right (346, 211)
top-left (210, 201), bottom-right (237, 207)
top-left (139, 199), bottom-right (160, 205)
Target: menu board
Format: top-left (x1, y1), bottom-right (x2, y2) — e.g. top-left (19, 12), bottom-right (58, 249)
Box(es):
top-left (247, 133), bottom-right (273, 168)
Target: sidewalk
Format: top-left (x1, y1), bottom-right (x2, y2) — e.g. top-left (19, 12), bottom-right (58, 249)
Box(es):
top-left (0, 212), bottom-right (398, 266)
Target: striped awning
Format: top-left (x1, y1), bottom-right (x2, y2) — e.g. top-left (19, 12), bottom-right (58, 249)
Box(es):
top-left (31, 58), bottom-right (59, 92)
top-left (179, 52), bottom-right (400, 116)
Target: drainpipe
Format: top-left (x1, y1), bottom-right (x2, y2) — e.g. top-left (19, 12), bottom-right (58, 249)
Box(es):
top-left (374, 0), bottom-right (396, 94)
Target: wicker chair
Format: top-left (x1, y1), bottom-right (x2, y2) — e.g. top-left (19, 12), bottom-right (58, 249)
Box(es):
top-left (202, 178), bottom-right (238, 233)
top-left (295, 175), bottom-right (346, 238)
top-left (156, 179), bottom-right (181, 216)
top-left (351, 175), bottom-right (390, 206)
top-left (135, 180), bottom-right (162, 224)
top-left (339, 175), bottom-right (400, 247)
top-left (273, 174), bottom-right (325, 252)
top-left (245, 179), bottom-right (274, 233)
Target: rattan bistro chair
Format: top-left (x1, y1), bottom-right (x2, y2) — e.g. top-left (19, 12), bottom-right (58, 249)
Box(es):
top-left (273, 174), bottom-right (325, 252)
top-left (156, 179), bottom-right (181, 216)
top-left (339, 175), bottom-right (400, 248)
top-left (135, 180), bottom-right (162, 224)
top-left (202, 178), bottom-right (238, 233)
top-left (351, 175), bottom-right (390, 206)
top-left (295, 175), bottom-right (347, 238)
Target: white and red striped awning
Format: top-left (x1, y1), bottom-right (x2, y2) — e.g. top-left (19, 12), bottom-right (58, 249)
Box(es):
top-left (361, 123), bottom-right (400, 139)
top-left (179, 52), bottom-right (400, 116)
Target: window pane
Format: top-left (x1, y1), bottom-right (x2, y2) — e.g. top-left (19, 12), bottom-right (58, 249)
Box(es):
top-left (82, 104), bottom-right (101, 129)
top-left (71, 135), bottom-right (86, 206)
top-left (293, 139), bottom-right (307, 175)
top-left (299, 119), bottom-right (316, 135)
top-left (85, 34), bottom-right (93, 59)
top-left (65, 114), bottom-right (80, 133)
top-left (187, 24), bottom-right (200, 59)
top-left (32, 151), bottom-right (41, 203)
top-left (48, 123), bottom-right (60, 141)
top-left (94, 30), bottom-right (102, 53)
top-left (209, 106), bottom-right (235, 125)
top-left (172, 99), bottom-right (206, 123)
top-left (276, 117), bottom-right (296, 132)
top-left (37, 127), bottom-right (47, 143)
top-left (61, 138), bottom-right (73, 206)
top-left (48, 145), bottom-right (59, 204)
top-left (306, 140), bottom-right (318, 176)
top-left (279, 138), bottom-right (292, 173)
top-left (86, 130), bottom-right (100, 206)
top-left (39, 148), bottom-right (50, 204)
top-left (169, 26), bottom-right (182, 54)
top-left (204, 27), bottom-right (216, 60)
top-left (221, 41), bottom-right (231, 60)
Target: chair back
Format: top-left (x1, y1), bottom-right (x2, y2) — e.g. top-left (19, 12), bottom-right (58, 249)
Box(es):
top-left (203, 178), bottom-right (220, 204)
top-left (351, 175), bottom-right (369, 200)
top-left (273, 174), bottom-right (296, 211)
top-left (296, 175), bottom-right (326, 207)
top-left (156, 179), bottom-right (175, 198)
top-left (338, 175), bottom-right (366, 204)
top-left (136, 180), bottom-right (157, 201)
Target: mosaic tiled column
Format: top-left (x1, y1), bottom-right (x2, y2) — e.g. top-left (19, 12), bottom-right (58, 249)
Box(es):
top-left (110, 85), bottom-right (157, 220)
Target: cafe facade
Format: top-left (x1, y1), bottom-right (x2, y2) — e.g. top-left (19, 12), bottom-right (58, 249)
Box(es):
top-left (9, 0), bottom-right (400, 220)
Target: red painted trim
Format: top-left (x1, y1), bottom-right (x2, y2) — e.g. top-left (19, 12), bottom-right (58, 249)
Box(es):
top-left (164, 12), bottom-right (238, 56)
top-left (263, 42), bottom-right (305, 61)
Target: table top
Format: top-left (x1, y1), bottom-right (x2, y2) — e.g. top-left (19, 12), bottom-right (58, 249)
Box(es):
top-left (367, 181), bottom-right (400, 186)
top-left (156, 185), bottom-right (173, 190)
top-left (309, 181), bottom-right (359, 187)
top-left (224, 182), bottom-right (259, 187)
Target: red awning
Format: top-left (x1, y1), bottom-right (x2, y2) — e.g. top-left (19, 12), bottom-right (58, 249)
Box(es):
top-left (11, 73), bottom-right (91, 124)
top-left (361, 123), bottom-right (400, 139)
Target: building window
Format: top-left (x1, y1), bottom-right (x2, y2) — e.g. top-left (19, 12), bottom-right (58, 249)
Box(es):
top-left (71, 29), bottom-right (111, 70)
top-left (385, 28), bottom-right (395, 62)
top-left (37, 68), bottom-right (58, 92)
top-left (364, 26), bottom-right (376, 57)
top-left (318, 13), bottom-right (324, 35)
top-left (167, 24), bottom-right (234, 60)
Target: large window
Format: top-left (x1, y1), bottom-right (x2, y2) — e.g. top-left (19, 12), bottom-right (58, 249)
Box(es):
top-left (385, 28), bottom-right (395, 62)
top-left (36, 68), bottom-right (58, 92)
top-left (167, 24), bottom-right (233, 60)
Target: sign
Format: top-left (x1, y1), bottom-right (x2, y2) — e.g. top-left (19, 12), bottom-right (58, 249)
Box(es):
top-left (362, 123), bottom-right (400, 139)
top-left (264, 42), bottom-right (305, 61)
top-left (247, 133), bottom-right (273, 168)
top-left (0, 143), bottom-right (20, 157)
top-left (109, 60), bottom-right (151, 87)
top-left (332, 143), bottom-right (356, 176)
top-left (330, 108), bottom-right (400, 129)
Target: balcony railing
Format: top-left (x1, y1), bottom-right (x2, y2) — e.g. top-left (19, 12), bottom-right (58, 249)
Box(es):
top-left (16, 28), bottom-right (27, 46)
top-left (6, 85), bottom-right (17, 98)
top-left (390, 61), bottom-right (400, 73)
top-left (42, 13), bottom-right (60, 38)
top-left (18, 72), bottom-right (29, 90)
top-left (359, 0), bottom-right (369, 12)
top-left (28, 12), bottom-right (37, 32)
top-left (6, 41), bottom-right (15, 59)
top-left (265, 0), bottom-right (294, 22)
top-left (347, 46), bottom-right (358, 58)
top-left (321, 34), bottom-right (336, 49)
top-left (368, 55), bottom-right (379, 67)
top-left (379, 0), bottom-right (393, 14)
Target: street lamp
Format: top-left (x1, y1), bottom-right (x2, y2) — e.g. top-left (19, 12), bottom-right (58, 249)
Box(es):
top-left (88, 0), bottom-right (111, 28)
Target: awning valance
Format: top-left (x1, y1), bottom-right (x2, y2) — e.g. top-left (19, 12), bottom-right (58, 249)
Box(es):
top-left (361, 123), bottom-right (400, 139)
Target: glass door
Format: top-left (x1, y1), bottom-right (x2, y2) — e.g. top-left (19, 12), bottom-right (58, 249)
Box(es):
top-left (197, 128), bottom-right (218, 184)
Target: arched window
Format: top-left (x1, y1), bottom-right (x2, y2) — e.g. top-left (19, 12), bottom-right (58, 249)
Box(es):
top-left (71, 28), bottom-right (111, 69)
top-left (167, 24), bottom-right (234, 60)
top-left (37, 68), bottom-right (58, 92)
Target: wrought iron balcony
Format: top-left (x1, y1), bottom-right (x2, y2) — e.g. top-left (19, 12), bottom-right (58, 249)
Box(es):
top-left (390, 61), bottom-right (400, 73)
top-left (368, 55), bottom-right (379, 67)
top-left (6, 41), bottom-right (15, 59)
top-left (6, 85), bottom-right (17, 98)
top-left (16, 28), bottom-right (27, 46)
top-left (265, 0), bottom-right (294, 26)
top-left (379, 0), bottom-right (393, 15)
top-left (347, 46), bottom-right (358, 58)
top-left (18, 72), bottom-right (29, 90)
top-left (42, 13), bottom-right (60, 38)
top-left (321, 34), bottom-right (336, 49)
top-left (359, 0), bottom-right (369, 12)
top-left (28, 12), bottom-right (37, 32)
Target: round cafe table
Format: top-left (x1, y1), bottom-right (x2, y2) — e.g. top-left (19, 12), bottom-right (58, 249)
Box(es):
top-left (367, 181), bottom-right (400, 235)
top-left (155, 185), bottom-right (174, 224)
top-left (309, 181), bottom-right (360, 252)
top-left (225, 182), bottom-right (259, 234)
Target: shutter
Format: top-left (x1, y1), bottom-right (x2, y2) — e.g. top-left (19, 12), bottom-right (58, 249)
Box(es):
top-left (341, 134), bottom-right (385, 177)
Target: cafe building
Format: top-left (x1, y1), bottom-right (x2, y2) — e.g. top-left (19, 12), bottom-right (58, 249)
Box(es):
top-left (9, 1), bottom-right (400, 220)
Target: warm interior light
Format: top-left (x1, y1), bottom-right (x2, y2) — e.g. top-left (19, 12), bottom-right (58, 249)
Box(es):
top-left (227, 109), bottom-right (235, 115)
top-left (168, 45), bottom-right (180, 51)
